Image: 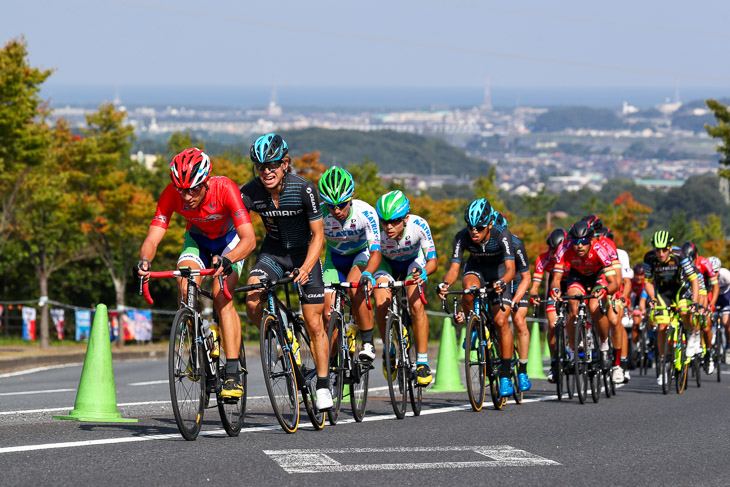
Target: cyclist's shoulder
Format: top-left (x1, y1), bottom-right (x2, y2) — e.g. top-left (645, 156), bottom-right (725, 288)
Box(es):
top-left (352, 199), bottom-right (377, 215)
top-left (239, 177), bottom-right (262, 194)
top-left (406, 214), bottom-right (431, 230)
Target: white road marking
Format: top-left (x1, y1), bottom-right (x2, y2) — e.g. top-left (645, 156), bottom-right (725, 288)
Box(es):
top-left (0, 363), bottom-right (83, 379)
top-left (128, 380), bottom-right (168, 386)
top-left (0, 389), bottom-right (74, 397)
top-left (264, 445), bottom-right (559, 473)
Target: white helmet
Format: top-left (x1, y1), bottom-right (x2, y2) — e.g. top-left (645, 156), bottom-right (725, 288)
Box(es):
top-left (708, 256), bottom-right (722, 274)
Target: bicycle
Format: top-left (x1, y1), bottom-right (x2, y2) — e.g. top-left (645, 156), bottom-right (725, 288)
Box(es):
top-left (141, 267), bottom-right (246, 440)
top-left (550, 299), bottom-right (573, 401)
top-left (238, 271), bottom-right (325, 433)
top-left (559, 294), bottom-right (603, 405)
top-left (709, 311), bottom-right (723, 383)
top-left (691, 310), bottom-right (706, 388)
top-left (653, 304), bottom-right (689, 395)
top-left (442, 284), bottom-right (509, 411)
top-left (324, 281), bottom-right (373, 424)
top-left (635, 312), bottom-right (654, 376)
top-left (375, 279), bottom-right (426, 419)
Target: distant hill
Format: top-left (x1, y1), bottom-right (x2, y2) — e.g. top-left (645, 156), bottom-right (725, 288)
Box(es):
top-left (142, 128), bottom-right (491, 176)
top-left (533, 106), bottom-right (624, 132)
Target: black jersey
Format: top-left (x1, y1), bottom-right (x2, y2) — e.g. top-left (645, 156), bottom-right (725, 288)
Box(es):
top-left (450, 224), bottom-right (515, 266)
top-left (512, 234), bottom-right (530, 274)
top-left (240, 172), bottom-right (323, 250)
top-left (643, 247), bottom-right (696, 294)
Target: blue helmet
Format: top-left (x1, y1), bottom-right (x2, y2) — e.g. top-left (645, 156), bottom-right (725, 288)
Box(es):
top-left (464, 198), bottom-right (495, 228)
top-left (494, 212), bottom-right (508, 228)
top-left (250, 133), bottom-right (288, 164)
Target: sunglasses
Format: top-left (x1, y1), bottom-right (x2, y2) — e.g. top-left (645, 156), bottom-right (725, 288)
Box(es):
top-left (572, 237), bottom-right (591, 246)
top-left (383, 217), bottom-right (404, 226)
top-left (468, 225), bottom-right (487, 232)
top-left (175, 185), bottom-right (204, 195)
top-left (655, 247), bottom-right (670, 252)
top-left (257, 161), bottom-right (283, 172)
top-left (327, 201), bottom-right (350, 211)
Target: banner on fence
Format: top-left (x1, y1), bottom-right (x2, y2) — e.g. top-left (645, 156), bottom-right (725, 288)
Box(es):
top-left (75, 309), bottom-right (91, 342)
top-left (51, 308), bottom-right (65, 340)
top-left (123, 309), bottom-right (152, 342)
top-left (22, 307), bottom-right (36, 341)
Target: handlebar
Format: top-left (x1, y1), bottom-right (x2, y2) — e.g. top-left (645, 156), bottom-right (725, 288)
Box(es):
top-left (374, 279), bottom-right (427, 305)
top-left (139, 268), bottom-right (231, 305)
top-left (438, 285), bottom-right (504, 312)
top-left (235, 268), bottom-right (300, 293)
top-left (324, 281), bottom-right (372, 310)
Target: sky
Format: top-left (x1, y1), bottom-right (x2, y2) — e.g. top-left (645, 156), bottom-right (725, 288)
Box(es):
top-left (3, 0), bottom-right (730, 105)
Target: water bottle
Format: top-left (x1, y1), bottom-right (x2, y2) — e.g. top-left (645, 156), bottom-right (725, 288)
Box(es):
top-left (346, 322), bottom-right (357, 354)
top-left (209, 322), bottom-right (220, 358)
top-left (202, 319), bottom-right (214, 353)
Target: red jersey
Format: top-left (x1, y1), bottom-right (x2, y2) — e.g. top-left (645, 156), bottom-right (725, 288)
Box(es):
top-left (554, 240), bottom-right (614, 276)
top-left (695, 255), bottom-right (718, 290)
top-left (532, 249), bottom-right (557, 283)
top-left (151, 176), bottom-right (251, 239)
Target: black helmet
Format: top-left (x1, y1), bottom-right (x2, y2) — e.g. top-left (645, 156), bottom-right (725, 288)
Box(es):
top-left (633, 263), bottom-right (647, 276)
top-left (581, 214), bottom-right (603, 234)
top-left (681, 241), bottom-right (697, 261)
top-left (546, 228), bottom-right (567, 249)
top-left (568, 220), bottom-right (592, 240)
top-left (601, 227), bottom-right (614, 241)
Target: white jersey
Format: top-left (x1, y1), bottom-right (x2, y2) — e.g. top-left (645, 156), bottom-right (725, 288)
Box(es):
top-left (617, 248), bottom-right (633, 279)
top-left (380, 214), bottom-right (437, 262)
top-left (322, 199), bottom-right (380, 256)
top-left (718, 268), bottom-right (730, 295)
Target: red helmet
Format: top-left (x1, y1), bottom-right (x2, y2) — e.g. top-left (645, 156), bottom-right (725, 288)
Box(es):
top-left (169, 148), bottom-right (211, 188)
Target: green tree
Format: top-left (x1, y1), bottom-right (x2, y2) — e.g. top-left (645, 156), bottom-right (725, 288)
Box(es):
top-left (705, 99), bottom-right (730, 181)
top-left (0, 37), bottom-right (53, 255)
top-left (473, 165), bottom-right (502, 208)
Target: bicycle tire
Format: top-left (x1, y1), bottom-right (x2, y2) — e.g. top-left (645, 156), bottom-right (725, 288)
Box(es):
top-left (168, 308), bottom-right (205, 441)
top-left (676, 332), bottom-right (688, 394)
top-left (217, 339), bottom-right (247, 437)
top-left (693, 355), bottom-right (701, 388)
top-left (465, 314), bottom-right (486, 411)
top-left (660, 329), bottom-right (672, 395)
top-left (555, 322), bottom-right (565, 400)
top-left (488, 329), bottom-right (504, 410)
top-left (294, 317), bottom-right (325, 430)
top-left (406, 318), bottom-right (422, 416)
top-left (385, 313), bottom-right (407, 419)
top-left (326, 313), bottom-right (345, 425)
top-left (639, 327), bottom-right (648, 376)
top-left (350, 329), bottom-right (370, 422)
top-left (511, 357), bottom-right (523, 405)
top-left (260, 315), bottom-right (299, 433)
top-left (574, 318), bottom-right (588, 404)
top-left (715, 321), bottom-right (722, 383)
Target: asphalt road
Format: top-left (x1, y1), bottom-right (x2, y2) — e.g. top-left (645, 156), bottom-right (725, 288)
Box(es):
top-left (2, 358), bottom-right (730, 486)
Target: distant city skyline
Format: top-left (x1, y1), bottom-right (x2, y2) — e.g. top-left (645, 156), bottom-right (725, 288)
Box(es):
top-left (5, 1), bottom-right (729, 98)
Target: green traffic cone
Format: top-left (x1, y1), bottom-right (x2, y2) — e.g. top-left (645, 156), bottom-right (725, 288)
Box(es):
top-left (431, 317), bottom-right (466, 392)
top-left (458, 326), bottom-right (466, 360)
top-left (526, 321), bottom-right (547, 379)
top-left (55, 304), bottom-right (137, 422)
top-left (543, 330), bottom-right (550, 358)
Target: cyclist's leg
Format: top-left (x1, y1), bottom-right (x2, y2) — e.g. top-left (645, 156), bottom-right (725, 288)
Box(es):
top-left (512, 303), bottom-right (531, 390)
top-left (347, 250), bottom-right (375, 337)
top-left (210, 233), bottom-right (245, 362)
top-left (244, 244), bottom-right (284, 328)
top-left (298, 259), bottom-right (329, 379)
top-left (654, 294), bottom-right (671, 358)
top-left (373, 259), bottom-right (395, 341)
top-left (176, 231), bottom-right (206, 305)
top-left (565, 277), bottom-right (587, 350)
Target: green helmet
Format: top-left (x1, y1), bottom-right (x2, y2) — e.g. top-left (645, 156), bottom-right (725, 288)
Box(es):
top-left (651, 230), bottom-right (674, 249)
top-left (376, 190), bottom-right (410, 221)
top-left (318, 166), bottom-right (354, 205)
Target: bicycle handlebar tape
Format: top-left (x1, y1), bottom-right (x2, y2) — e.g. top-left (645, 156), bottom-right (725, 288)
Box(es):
top-left (526, 321), bottom-right (548, 380)
top-left (431, 316), bottom-right (467, 392)
top-left (54, 304), bottom-right (138, 423)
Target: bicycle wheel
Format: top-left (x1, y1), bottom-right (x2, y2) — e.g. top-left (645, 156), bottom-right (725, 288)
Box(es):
top-left (326, 313), bottom-right (344, 425)
top-left (465, 315), bottom-right (486, 411)
top-left (693, 355), bottom-right (701, 387)
top-left (512, 357), bottom-right (523, 404)
top-left (385, 313), bottom-right (407, 419)
top-left (295, 318), bottom-right (325, 430)
top-left (555, 323), bottom-right (565, 401)
top-left (168, 309), bottom-right (205, 441)
top-left (217, 339), bottom-right (247, 437)
top-left (406, 319), bottom-right (422, 416)
top-left (676, 333), bottom-right (688, 394)
top-left (574, 320), bottom-right (588, 404)
top-left (639, 327), bottom-right (648, 376)
top-left (660, 330), bottom-right (672, 395)
top-left (488, 334), bottom-right (504, 410)
top-left (260, 315), bottom-right (299, 433)
top-left (714, 323), bottom-right (722, 383)
top-left (350, 329), bottom-right (370, 422)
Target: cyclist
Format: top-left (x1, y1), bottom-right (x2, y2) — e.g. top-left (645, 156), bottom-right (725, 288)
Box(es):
top-left (373, 190), bottom-right (438, 386)
top-left (643, 230), bottom-right (699, 386)
top-left (239, 133), bottom-right (332, 411)
top-left (629, 263), bottom-right (650, 362)
top-left (136, 148), bottom-right (257, 400)
top-left (437, 198), bottom-right (517, 395)
top-left (681, 241), bottom-right (718, 374)
top-left (530, 228), bottom-right (568, 383)
top-left (709, 256), bottom-right (730, 362)
top-left (614, 238), bottom-right (634, 383)
top-left (318, 166), bottom-right (381, 362)
top-left (550, 220), bottom-right (619, 370)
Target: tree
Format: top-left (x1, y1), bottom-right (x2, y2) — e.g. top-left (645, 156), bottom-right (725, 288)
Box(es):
top-left (473, 165), bottom-right (502, 209)
top-left (705, 99), bottom-right (730, 181)
top-left (603, 192), bottom-right (652, 262)
top-left (0, 37), bottom-right (53, 255)
top-left (690, 214), bottom-right (726, 260)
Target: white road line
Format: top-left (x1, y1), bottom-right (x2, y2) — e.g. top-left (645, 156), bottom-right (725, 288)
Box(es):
top-left (0, 363), bottom-right (82, 379)
top-left (0, 389), bottom-right (74, 397)
top-left (128, 380), bottom-right (168, 386)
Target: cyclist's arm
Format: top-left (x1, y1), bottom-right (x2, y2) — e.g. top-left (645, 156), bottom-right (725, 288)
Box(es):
top-left (214, 222), bottom-right (257, 274)
top-left (364, 249), bottom-right (381, 276)
top-left (423, 256), bottom-right (438, 277)
top-left (604, 267), bottom-right (619, 295)
top-left (513, 269), bottom-right (531, 303)
top-left (139, 225), bottom-right (167, 267)
top-left (295, 217), bottom-right (325, 284)
top-left (644, 281), bottom-right (656, 301)
top-left (439, 261), bottom-right (462, 298)
top-left (710, 278), bottom-right (720, 309)
top-left (622, 277), bottom-right (632, 301)
top-left (501, 258), bottom-right (516, 287)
